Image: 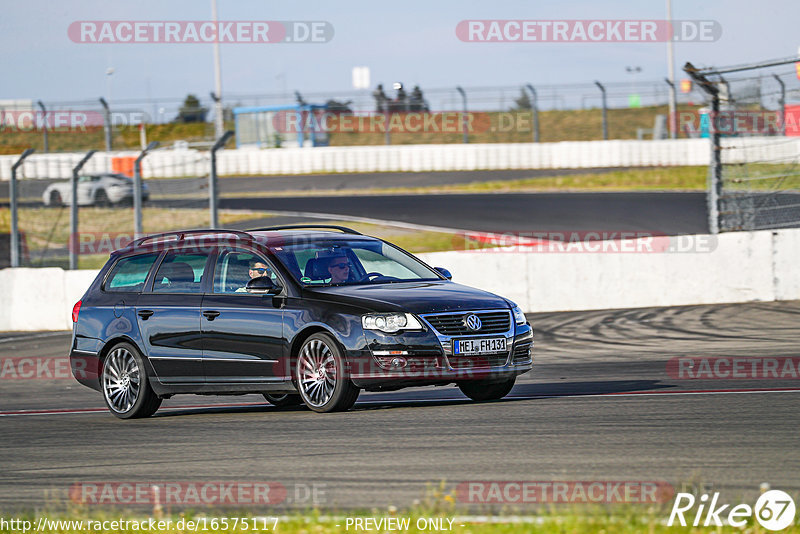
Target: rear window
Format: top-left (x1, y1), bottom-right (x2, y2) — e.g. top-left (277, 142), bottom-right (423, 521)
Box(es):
top-left (105, 253), bottom-right (160, 292)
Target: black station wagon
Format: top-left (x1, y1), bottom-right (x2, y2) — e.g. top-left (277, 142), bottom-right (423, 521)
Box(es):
top-left (69, 226), bottom-right (534, 417)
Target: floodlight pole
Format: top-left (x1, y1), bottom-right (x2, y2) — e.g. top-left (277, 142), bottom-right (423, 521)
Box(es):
top-left (664, 78), bottom-right (676, 138)
top-left (210, 130), bottom-right (234, 228)
top-left (134, 141), bottom-right (159, 236)
top-left (10, 149), bottom-right (35, 267)
top-left (70, 150), bottom-right (97, 270)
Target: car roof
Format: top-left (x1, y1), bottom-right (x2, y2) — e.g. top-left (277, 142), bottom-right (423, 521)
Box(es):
top-left (113, 228), bottom-right (375, 256)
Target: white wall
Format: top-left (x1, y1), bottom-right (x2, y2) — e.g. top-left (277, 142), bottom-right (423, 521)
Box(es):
top-left (2, 137), bottom-right (798, 180)
top-left (1, 228), bottom-right (799, 331)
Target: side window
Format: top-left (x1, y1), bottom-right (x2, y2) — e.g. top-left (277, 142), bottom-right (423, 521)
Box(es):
top-left (105, 253), bottom-right (160, 292)
top-left (152, 252), bottom-right (209, 293)
top-left (213, 250), bottom-right (278, 294)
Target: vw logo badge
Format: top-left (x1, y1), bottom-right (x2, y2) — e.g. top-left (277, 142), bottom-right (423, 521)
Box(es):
top-left (464, 314), bottom-right (482, 331)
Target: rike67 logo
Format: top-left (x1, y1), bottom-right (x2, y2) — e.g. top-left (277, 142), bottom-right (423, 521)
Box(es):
top-left (669, 489), bottom-right (796, 530)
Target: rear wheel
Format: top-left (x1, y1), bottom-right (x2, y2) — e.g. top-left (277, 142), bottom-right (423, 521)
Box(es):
top-left (94, 189), bottom-right (110, 207)
top-left (49, 191), bottom-right (62, 207)
top-left (263, 393), bottom-right (303, 407)
top-left (101, 342), bottom-right (161, 419)
top-left (458, 377), bottom-right (516, 401)
top-left (296, 333), bottom-right (359, 413)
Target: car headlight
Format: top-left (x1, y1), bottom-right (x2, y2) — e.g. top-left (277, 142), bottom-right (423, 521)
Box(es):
top-left (512, 305), bottom-right (526, 325)
top-left (362, 313), bottom-right (423, 333)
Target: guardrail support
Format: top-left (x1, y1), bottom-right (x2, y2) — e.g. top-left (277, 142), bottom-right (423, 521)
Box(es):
top-left (210, 131), bottom-right (234, 229)
top-left (10, 149), bottom-right (35, 267)
top-left (70, 150), bottom-right (97, 270)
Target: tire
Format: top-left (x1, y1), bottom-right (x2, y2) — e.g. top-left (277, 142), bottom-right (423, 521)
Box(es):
top-left (295, 333), bottom-right (359, 413)
top-left (49, 191), bottom-right (62, 207)
top-left (263, 393), bottom-right (303, 407)
top-left (458, 377), bottom-right (516, 402)
top-left (101, 342), bottom-right (162, 419)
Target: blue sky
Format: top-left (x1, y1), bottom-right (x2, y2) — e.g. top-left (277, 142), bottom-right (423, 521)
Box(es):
top-left (1, 0), bottom-right (798, 105)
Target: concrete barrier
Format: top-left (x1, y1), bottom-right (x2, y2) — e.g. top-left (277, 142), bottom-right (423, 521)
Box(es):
top-left (1, 228), bottom-right (799, 331)
top-left (3, 137), bottom-right (798, 180)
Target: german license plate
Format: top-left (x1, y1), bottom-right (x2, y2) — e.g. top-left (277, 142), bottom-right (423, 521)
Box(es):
top-left (453, 337), bottom-right (507, 355)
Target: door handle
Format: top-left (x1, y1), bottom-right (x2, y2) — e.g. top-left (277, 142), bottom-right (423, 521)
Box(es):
top-left (137, 310), bottom-right (154, 320)
top-left (203, 310), bottom-right (221, 321)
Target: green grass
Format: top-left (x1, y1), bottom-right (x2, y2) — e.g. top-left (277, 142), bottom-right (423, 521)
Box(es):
top-left (218, 167), bottom-right (708, 198)
top-left (0, 105), bottom-right (700, 155)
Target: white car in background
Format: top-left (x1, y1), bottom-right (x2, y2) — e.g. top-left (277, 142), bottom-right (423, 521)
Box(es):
top-left (42, 173), bottom-right (150, 207)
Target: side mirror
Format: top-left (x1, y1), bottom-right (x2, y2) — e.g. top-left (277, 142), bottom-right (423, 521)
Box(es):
top-left (434, 267), bottom-right (452, 280)
top-left (246, 276), bottom-right (281, 294)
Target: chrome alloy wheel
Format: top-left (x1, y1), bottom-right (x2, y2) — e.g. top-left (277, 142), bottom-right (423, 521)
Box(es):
top-left (102, 347), bottom-right (141, 414)
top-left (297, 339), bottom-right (337, 407)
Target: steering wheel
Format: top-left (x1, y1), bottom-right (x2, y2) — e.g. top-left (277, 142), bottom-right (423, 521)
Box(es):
top-left (357, 272), bottom-right (385, 282)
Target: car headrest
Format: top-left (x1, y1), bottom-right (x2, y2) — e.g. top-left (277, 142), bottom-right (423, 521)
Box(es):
top-left (304, 258), bottom-right (330, 281)
top-left (160, 261), bottom-right (196, 287)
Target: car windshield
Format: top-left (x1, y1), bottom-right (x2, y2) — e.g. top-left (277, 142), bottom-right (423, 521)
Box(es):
top-left (269, 238), bottom-right (441, 286)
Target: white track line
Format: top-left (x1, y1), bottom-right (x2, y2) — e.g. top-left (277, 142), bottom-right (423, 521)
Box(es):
top-left (1, 388), bottom-right (798, 417)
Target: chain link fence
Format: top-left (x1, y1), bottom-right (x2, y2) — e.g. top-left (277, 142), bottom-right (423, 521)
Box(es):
top-left (685, 58), bottom-right (800, 232)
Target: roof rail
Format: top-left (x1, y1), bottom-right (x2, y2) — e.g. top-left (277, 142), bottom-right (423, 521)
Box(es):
top-left (131, 229), bottom-right (254, 248)
top-left (249, 225), bottom-right (363, 235)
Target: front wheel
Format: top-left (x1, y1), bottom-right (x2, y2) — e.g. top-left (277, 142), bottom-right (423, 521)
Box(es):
top-left (101, 342), bottom-right (162, 419)
top-left (458, 377), bottom-right (516, 402)
top-left (296, 333), bottom-right (359, 413)
top-left (263, 393), bottom-right (303, 407)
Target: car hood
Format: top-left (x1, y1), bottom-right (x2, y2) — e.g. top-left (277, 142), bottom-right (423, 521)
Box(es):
top-left (303, 281), bottom-right (511, 314)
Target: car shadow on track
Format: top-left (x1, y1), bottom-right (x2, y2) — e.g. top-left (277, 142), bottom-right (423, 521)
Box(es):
top-left (150, 379), bottom-right (672, 417)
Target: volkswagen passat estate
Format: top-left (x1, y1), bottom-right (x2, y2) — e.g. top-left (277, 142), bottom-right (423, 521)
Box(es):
top-left (70, 226), bottom-right (533, 418)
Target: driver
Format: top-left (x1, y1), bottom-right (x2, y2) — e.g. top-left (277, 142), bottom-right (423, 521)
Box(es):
top-left (235, 260), bottom-right (272, 292)
top-left (326, 255), bottom-right (351, 284)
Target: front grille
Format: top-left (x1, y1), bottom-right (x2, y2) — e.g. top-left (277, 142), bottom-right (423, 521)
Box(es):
top-left (424, 311), bottom-right (511, 336)
top-left (513, 339), bottom-right (533, 363)
top-left (449, 354), bottom-right (509, 369)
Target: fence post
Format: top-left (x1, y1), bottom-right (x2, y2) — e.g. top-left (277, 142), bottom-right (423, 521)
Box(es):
top-left (684, 62), bottom-right (721, 234)
top-left (456, 86), bottom-right (468, 144)
top-left (526, 84), bottom-right (539, 142)
top-left (134, 141), bottom-right (160, 236)
top-left (594, 81), bottom-right (608, 140)
top-left (773, 74), bottom-right (785, 136)
top-left (10, 149), bottom-right (35, 267)
top-left (664, 78), bottom-right (677, 138)
top-left (210, 131), bottom-right (234, 228)
top-left (37, 101), bottom-right (49, 153)
top-left (70, 150), bottom-right (97, 270)
top-left (99, 97), bottom-right (112, 152)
